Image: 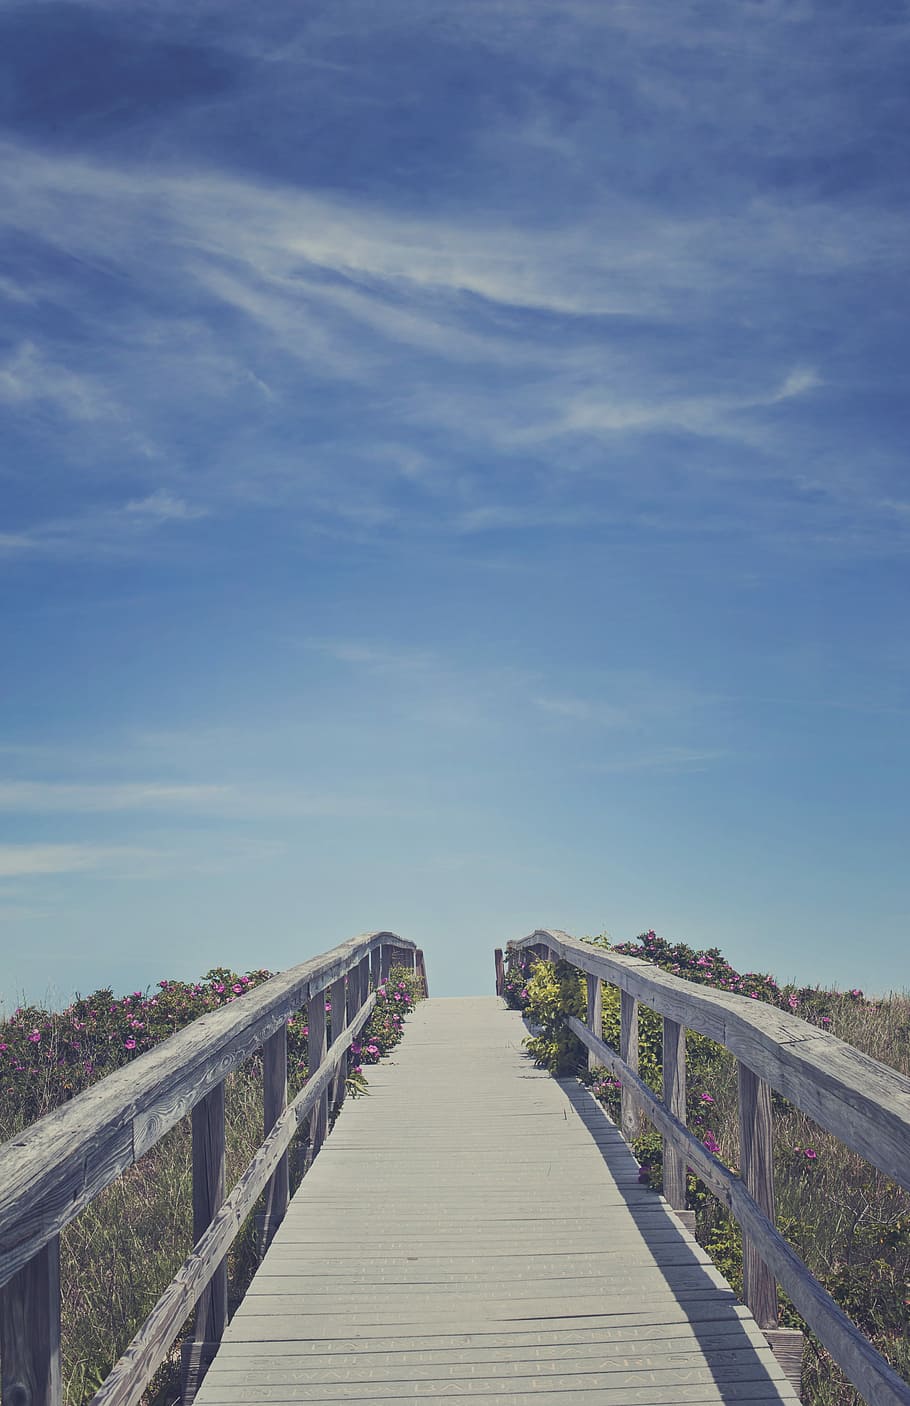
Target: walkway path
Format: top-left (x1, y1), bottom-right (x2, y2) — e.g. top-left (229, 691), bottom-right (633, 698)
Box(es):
top-left (195, 996), bottom-right (798, 1405)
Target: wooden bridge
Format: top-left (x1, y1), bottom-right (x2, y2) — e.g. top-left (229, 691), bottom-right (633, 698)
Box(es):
top-left (2, 930), bottom-right (910, 1406)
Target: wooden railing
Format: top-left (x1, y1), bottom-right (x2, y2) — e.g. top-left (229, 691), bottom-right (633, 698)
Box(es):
top-left (0, 931), bottom-right (427, 1406)
top-left (498, 929), bottom-right (910, 1406)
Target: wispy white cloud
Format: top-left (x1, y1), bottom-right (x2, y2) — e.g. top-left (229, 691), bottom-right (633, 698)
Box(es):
top-left (0, 493), bottom-right (209, 560)
top-left (591, 746), bottom-right (727, 773)
top-left (533, 695), bottom-right (631, 727)
top-left (0, 341), bottom-right (118, 421)
top-left (0, 782), bottom-right (231, 813)
top-left (123, 490), bottom-right (208, 522)
top-left (305, 638), bottom-right (440, 674)
top-left (0, 844), bottom-right (151, 879)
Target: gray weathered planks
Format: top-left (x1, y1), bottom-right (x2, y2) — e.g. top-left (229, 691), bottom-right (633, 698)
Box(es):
top-left (195, 998), bottom-right (798, 1406)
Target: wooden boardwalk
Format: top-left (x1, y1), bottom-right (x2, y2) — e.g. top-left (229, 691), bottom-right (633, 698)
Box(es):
top-left (195, 996), bottom-right (798, 1406)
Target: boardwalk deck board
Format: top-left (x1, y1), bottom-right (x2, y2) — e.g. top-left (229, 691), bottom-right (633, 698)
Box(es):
top-left (195, 998), bottom-right (797, 1406)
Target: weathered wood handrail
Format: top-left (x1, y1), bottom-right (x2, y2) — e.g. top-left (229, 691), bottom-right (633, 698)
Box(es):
top-left (503, 929), bottom-right (910, 1406)
top-left (0, 930), bottom-right (422, 1406)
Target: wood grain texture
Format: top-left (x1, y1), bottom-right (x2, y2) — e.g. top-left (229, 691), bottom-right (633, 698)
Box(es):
top-left (568, 1015), bottom-right (910, 1406)
top-left (329, 977), bottom-right (347, 1115)
top-left (306, 989), bottom-right (328, 1162)
top-left (662, 1017), bottom-right (687, 1211)
top-left (89, 996), bottom-right (377, 1406)
top-left (585, 974), bottom-right (602, 1074)
top-left (738, 1063), bottom-right (778, 1330)
top-left (512, 929), bottom-right (910, 1196)
top-left (191, 1084), bottom-right (228, 1345)
top-left (620, 989), bottom-right (641, 1141)
top-left (0, 932), bottom-right (415, 1288)
top-left (261, 1025), bottom-right (289, 1249)
top-left (416, 949), bottom-right (428, 997)
top-left (0, 1234), bottom-right (61, 1406)
top-left (495, 949), bottom-right (505, 997)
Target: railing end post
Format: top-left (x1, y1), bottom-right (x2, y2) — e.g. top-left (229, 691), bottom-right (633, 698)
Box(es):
top-left (0, 1236), bottom-right (62, 1406)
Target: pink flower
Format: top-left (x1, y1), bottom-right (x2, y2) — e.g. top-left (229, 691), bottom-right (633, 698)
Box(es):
top-left (804, 1148), bottom-right (818, 1159)
top-left (787, 994), bottom-right (799, 1010)
top-left (27, 1030), bottom-right (41, 1043)
top-left (703, 1131), bottom-right (721, 1155)
top-left (124, 1039), bottom-right (137, 1050)
top-left (700, 1093), bottom-right (714, 1104)
top-left (232, 983), bottom-right (243, 994)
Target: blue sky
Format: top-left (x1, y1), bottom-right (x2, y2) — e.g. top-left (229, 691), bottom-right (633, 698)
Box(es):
top-left (1, 0), bottom-right (908, 1007)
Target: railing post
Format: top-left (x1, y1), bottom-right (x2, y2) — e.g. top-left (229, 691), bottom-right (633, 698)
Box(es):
top-left (662, 1017), bottom-right (687, 1210)
top-left (0, 1236), bottom-right (62, 1406)
top-left (259, 1023), bottom-right (289, 1255)
top-left (494, 949), bottom-right (504, 996)
top-left (329, 975), bottom-right (347, 1114)
top-left (619, 989), bottom-right (641, 1141)
top-left (380, 944), bottom-right (392, 982)
top-left (586, 973), bottom-right (602, 1072)
top-left (738, 1062), bottom-right (778, 1327)
top-left (416, 948), bottom-right (428, 996)
top-left (182, 1081), bottom-right (227, 1402)
top-left (307, 985), bottom-right (328, 1162)
top-left (370, 944), bottom-right (381, 991)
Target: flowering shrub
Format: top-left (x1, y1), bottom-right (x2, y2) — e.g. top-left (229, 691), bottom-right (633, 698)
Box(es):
top-left (0, 963), bottom-right (425, 1141)
top-left (0, 967), bottom-right (274, 1140)
top-left (347, 969), bottom-right (419, 1083)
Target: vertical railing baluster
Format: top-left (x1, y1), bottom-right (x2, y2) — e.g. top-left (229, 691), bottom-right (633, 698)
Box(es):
top-left (182, 1081), bottom-right (227, 1401)
top-left (329, 975), bottom-right (347, 1115)
top-left (619, 989), bottom-right (641, 1141)
top-left (380, 944), bottom-right (391, 982)
top-left (416, 948), bottom-right (428, 996)
top-left (0, 1235), bottom-right (62, 1406)
top-left (738, 1062), bottom-right (778, 1327)
top-left (260, 1023), bottom-right (289, 1254)
top-left (662, 1017), bottom-right (687, 1210)
top-left (494, 948), bottom-right (504, 996)
top-left (307, 985), bottom-right (328, 1161)
top-left (585, 973), bottom-right (602, 1073)
top-left (370, 944), bottom-right (381, 992)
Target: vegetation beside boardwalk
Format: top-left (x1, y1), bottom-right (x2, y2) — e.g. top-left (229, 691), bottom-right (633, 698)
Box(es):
top-left (0, 964), bottom-right (424, 1406)
top-left (503, 934), bottom-right (910, 1406)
